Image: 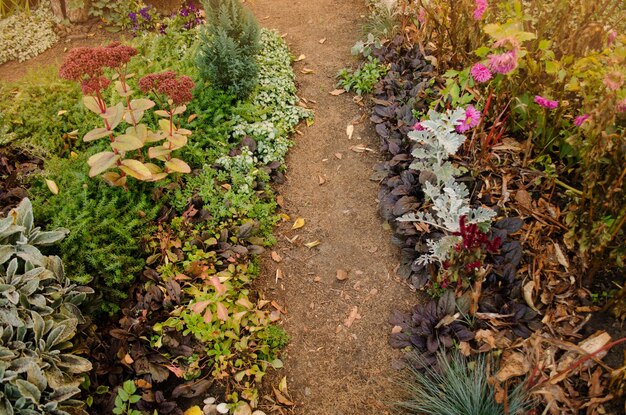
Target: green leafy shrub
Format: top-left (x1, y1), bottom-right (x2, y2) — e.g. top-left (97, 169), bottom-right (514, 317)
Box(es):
top-left (397, 351), bottom-right (530, 414)
top-left (0, 2), bottom-right (59, 64)
top-left (0, 198), bottom-right (93, 415)
top-left (337, 56), bottom-right (388, 95)
top-left (197, 0), bottom-right (261, 100)
top-left (29, 155), bottom-right (161, 313)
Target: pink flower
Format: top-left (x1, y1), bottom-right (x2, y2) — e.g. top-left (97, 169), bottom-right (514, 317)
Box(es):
top-left (413, 122), bottom-right (425, 131)
top-left (487, 50), bottom-right (517, 74)
top-left (456, 105), bottom-right (481, 133)
top-left (418, 8), bottom-right (426, 25)
top-left (473, 0), bottom-right (487, 20)
top-left (617, 99), bottom-right (626, 113)
top-left (534, 95), bottom-right (559, 110)
top-left (608, 30), bottom-right (618, 46)
top-left (574, 114), bottom-right (589, 126)
top-left (470, 63), bottom-right (492, 83)
top-left (603, 71), bottom-right (624, 91)
top-left (139, 71), bottom-right (195, 105)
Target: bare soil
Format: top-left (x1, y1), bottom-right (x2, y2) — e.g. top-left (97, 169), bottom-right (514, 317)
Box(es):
top-left (0, 1), bottom-right (417, 413)
top-left (246, 1), bottom-right (415, 414)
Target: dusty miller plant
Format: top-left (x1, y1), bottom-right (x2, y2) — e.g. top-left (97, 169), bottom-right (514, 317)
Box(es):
top-left (399, 108), bottom-right (495, 265)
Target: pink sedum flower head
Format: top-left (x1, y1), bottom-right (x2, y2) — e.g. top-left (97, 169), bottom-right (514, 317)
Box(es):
top-left (473, 0), bottom-right (487, 20)
top-left (456, 105), bottom-right (481, 133)
top-left (534, 95), bottom-right (559, 110)
top-left (574, 114), bottom-right (590, 126)
top-left (470, 63), bottom-right (492, 83)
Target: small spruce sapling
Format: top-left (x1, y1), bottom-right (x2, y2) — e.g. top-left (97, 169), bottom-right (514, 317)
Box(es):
top-left (197, 0), bottom-right (261, 100)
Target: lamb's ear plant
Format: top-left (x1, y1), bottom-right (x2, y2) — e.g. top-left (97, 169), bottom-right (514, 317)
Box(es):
top-left (396, 351), bottom-right (530, 415)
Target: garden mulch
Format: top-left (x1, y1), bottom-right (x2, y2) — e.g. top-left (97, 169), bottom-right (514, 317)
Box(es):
top-left (0, 1), bottom-right (416, 413)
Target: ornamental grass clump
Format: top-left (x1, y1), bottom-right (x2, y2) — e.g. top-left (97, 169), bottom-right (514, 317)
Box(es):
top-left (396, 351), bottom-right (530, 415)
top-left (59, 42), bottom-right (193, 187)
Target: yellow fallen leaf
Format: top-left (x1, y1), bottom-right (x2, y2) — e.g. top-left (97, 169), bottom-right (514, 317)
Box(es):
top-left (279, 213), bottom-right (290, 222)
top-left (57, 110), bottom-right (67, 116)
top-left (304, 240), bottom-right (320, 248)
top-left (295, 54), bottom-right (306, 62)
top-left (301, 68), bottom-right (315, 74)
top-left (45, 179), bottom-right (59, 195)
top-left (319, 38), bottom-right (326, 44)
top-left (292, 217), bottom-right (305, 230)
top-left (183, 406), bottom-right (203, 415)
top-left (70, 151), bottom-right (78, 158)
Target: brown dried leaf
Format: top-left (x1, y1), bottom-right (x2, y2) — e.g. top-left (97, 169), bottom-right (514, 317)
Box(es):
top-left (336, 269), bottom-right (349, 281)
top-left (319, 38), bottom-right (326, 44)
top-left (515, 189), bottom-right (532, 210)
top-left (344, 306), bottom-right (361, 327)
top-left (495, 351), bottom-right (530, 382)
top-left (334, 152), bottom-right (343, 159)
top-left (318, 175), bottom-right (326, 185)
top-left (304, 240), bottom-right (320, 248)
top-left (271, 251), bottom-right (283, 262)
top-left (329, 89), bottom-right (346, 96)
top-left (346, 124), bottom-right (354, 140)
top-left (301, 68), bottom-right (315, 74)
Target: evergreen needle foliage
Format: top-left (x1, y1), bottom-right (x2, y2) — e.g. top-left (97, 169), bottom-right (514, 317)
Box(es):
top-left (397, 351), bottom-right (529, 415)
top-left (197, 0), bottom-right (261, 100)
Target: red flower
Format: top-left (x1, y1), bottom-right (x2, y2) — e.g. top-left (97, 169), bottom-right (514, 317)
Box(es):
top-left (81, 76), bottom-right (111, 95)
top-left (139, 71), bottom-right (195, 105)
top-left (59, 43), bottom-right (137, 84)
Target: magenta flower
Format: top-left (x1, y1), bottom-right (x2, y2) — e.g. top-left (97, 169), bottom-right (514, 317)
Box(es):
top-left (574, 114), bottom-right (589, 126)
top-left (470, 63), bottom-right (492, 83)
top-left (487, 51), bottom-right (518, 74)
top-left (413, 122), bottom-right (425, 131)
top-left (617, 99), bottom-right (626, 113)
top-left (473, 0), bottom-right (487, 20)
top-left (456, 105), bottom-right (481, 133)
top-left (534, 95), bottom-right (559, 110)
top-left (608, 30), bottom-right (618, 46)
top-left (418, 8), bottom-right (426, 25)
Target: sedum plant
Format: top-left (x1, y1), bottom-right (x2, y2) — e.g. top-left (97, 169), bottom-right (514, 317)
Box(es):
top-left (59, 42), bottom-right (194, 187)
top-left (0, 198), bottom-right (93, 415)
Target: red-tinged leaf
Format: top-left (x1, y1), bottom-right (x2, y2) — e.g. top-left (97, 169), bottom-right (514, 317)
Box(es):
top-left (148, 146), bottom-right (172, 160)
top-left (187, 114), bottom-right (198, 123)
top-left (145, 130), bottom-right (165, 143)
top-left (165, 158), bottom-right (191, 174)
top-left (165, 365), bottom-right (185, 378)
top-left (190, 300), bottom-right (210, 314)
top-left (112, 134), bottom-right (143, 151)
top-left (82, 96), bottom-right (103, 114)
top-left (126, 124), bottom-right (148, 142)
top-left (159, 119), bottom-right (172, 134)
top-left (236, 297), bottom-right (254, 309)
top-left (107, 102), bottom-right (125, 130)
top-left (124, 109), bottom-right (145, 124)
top-left (102, 171), bottom-right (126, 187)
top-left (173, 104), bottom-right (186, 115)
top-left (114, 80), bottom-right (132, 97)
top-left (154, 110), bottom-right (170, 118)
top-left (87, 152), bottom-right (120, 177)
top-left (130, 98), bottom-right (155, 111)
top-left (166, 133), bottom-right (187, 149)
top-left (83, 127), bottom-right (110, 142)
top-left (177, 128), bottom-right (192, 136)
top-left (216, 302), bottom-right (229, 321)
top-left (203, 308), bottom-right (213, 323)
top-left (143, 163), bottom-right (162, 174)
top-left (119, 159), bottom-right (152, 180)
top-left (210, 276), bottom-right (227, 296)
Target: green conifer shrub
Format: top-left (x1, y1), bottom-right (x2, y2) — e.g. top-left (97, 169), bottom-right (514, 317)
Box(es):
top-left (29, 155), bottom-right (161, 313)
top-left (196, 0), bottom-right (261, 100)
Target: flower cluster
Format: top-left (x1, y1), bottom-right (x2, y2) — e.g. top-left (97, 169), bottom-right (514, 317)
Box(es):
top-left (487, 37), bottom-right (520, 75)
top-left (453, 216), bottom-right (501, 254)
top-left (473, 0), bottom-right (487, 20)
top-left (456, 105), bottom-right (481, 133)
top-left (138, 71), bottom-right (195, 105)
top-left (534, 95), bottom-right (559, 110)
top-left (574, 114), bottom-right (590, 127)
top-left (59, 42), bottom-right (138, 95)
top-left (470, 63), bottom-right (492, 83)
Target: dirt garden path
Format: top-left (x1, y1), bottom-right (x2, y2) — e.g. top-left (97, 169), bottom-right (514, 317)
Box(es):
top-left (246, 1), bottom-right (415, 414)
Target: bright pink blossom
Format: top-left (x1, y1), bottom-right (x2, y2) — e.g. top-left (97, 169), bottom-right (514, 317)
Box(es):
top-left (470, 63), bottom-right (492, 83)
top-left (574, 114), bottom-right (589, 126)
top-left (456, 105), bottom-right (481, 133)
top-left (617, 99), bottom-right (626, 113)
top-left (608, 30), bottom-right (618, 46)
top-left (418, 8), bottom-right (426, 25)
top-left (413, 122), bottom-right (425, 131)
top-left (139, 71), bottom-right (195, 105)
top-left (473, 0), bottom-right (487, 20)
top-left (534, 95), bottom-right (559, 110)
top-left (487, 50), bottom-right (517, 74)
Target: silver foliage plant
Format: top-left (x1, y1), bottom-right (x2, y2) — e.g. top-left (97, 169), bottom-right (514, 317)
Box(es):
top-left (0, 198), bottom-right (93, 415)
top-left (399, 109), bottom-right (496, 266)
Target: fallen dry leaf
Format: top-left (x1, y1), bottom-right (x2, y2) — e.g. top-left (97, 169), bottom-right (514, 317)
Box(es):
top-left (273, 387), bottom-right (294, 406)
top-left (187, 113), bottom-right (198, 123)
top-left (271, 251), bottom-right (283, 262)
top-left (391, 325), bottom-right (402, 334)
top-left (336, 269), bottom-right (349, 281)
top-left (495, 351), bottom-right (530, 382)
top-left (515, 189), bottom-right (532, 210)
top-left (275, 269), bottom-right (284, 283)
top-left (295, 54), bottom-right (306, 62)
top-left (318, 175), bottom-right (326, 185)
top-left (57, 110), bottom-right (67, 116)
top-left (45, 179), bottom-right (59, 195)
top-left (301, 68), bottom-right (315, 74)
top-left (292, 217), bottom-right (305, 230)
top-left (334, 152), bottom-right (343, 159)
top-left (319, 38), bottom-right (326, 44)
top-left (276, 195), bottom-right (285, 208)
top-left (344, 306), bottom-right (361, 327)
top-left (313, 276), bottom-right (321, 282)
top-left (350, 144), bottom-right (373, 153)
top-left (553, 242), bottom-right (569, 269)
top-left (329, 89), bottom-right (346, 96)
top-left (346, 124), bottom-right (354, 140)
top-left (304, 240), bottom-right (320, 248)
